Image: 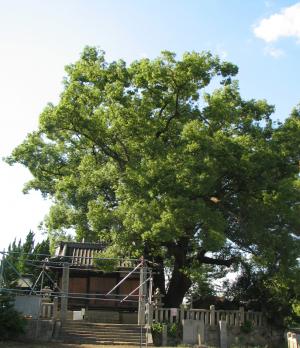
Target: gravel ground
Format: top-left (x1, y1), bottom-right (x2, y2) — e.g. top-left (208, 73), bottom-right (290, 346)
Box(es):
top-left (0, 342), bottom-right (141, 348)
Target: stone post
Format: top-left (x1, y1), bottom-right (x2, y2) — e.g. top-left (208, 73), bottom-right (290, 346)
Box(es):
top-left (180, 304), bottom-right (185, 321)
top-left (60, 262), bottom-right (69, 322)
top-left (239, 306), bottom-right (244, 325)
top-left (147, 303), bottom-right (153, 326)
top-left (219, 320), bottom-right (228, 348)
top-left (53, 297), bottom-right (58, 320)
top-left (210, 304), bottom-right (216, 326)
top-left (197, 321), bottom-right (205, 346)
top-left (162, 324), bottom-right (168, 346)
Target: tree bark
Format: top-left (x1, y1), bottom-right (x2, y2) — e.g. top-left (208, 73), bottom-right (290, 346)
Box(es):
top-left (150, 242), bottom-right (238, 307)
top-left (163, 261), bottom-right (192, 307)
top-left (152, 256), bottom-right (166, 296)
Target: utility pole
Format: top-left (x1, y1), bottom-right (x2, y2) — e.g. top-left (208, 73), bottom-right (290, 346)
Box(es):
top-left (61, 262), bottom-right (70, 323)
top-left (138, 257), bottom-right (147, 325)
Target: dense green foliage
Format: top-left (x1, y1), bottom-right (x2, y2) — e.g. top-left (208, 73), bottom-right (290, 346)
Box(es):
top-left (6, 47), bottom-right (300, 307)
top-left (2, 231), bottom-right (51, 288)
top-left (0, 292), bottom-right (26, 339)
top-left (225, 259), bottom-right (300, 328)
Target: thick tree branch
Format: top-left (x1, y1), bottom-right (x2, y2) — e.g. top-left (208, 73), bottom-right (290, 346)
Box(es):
top-left (58, 124), bottom-right (128, 170)
top-left (114, 135), bottom-right (130, 162)
top-left (38, 166), bottom-right (65, 178)
top-left (156, 92), bottom-right (180, 138)
top-left (185, 248), bottom-right (238, 267)
top-left (199, 254), bottom-right (238, 267)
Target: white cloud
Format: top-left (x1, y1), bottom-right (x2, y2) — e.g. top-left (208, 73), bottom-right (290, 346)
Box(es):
top-left (254, 2), bottom-right (300, 43)
top-left (219, 49), bottom-right (228, 59)
top-left (214, 44), bottom-right (228, 59)
top-left (264, 45), bottom-right (285, 58)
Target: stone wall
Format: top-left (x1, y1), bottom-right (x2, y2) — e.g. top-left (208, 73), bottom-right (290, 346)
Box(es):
top-left (226, 325), bottom-right (283, 348)
top-left (14, 295), bottom-right (42, 319)
top-left (181, 319), bottom-right (284, 348)
top-left (19, 319), bottom-right (56, 342)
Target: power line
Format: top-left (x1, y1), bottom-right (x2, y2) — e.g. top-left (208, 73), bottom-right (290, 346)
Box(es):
top-left (1, 257), bottom-right (156, 273)
top-left (0, 250), bottom-right (141, 262)
top-left (27, 264), bottom-right (149, 274)
top-left (22, 261), bottom-right (145, 273)
top-left (0, 288), bottom-right (140, 303)
top-left (0, 250), bottom-right (159, 266)
top-left (1, 287), bottom-right (142, 297)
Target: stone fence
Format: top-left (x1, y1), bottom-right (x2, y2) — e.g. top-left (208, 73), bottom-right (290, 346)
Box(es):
top-left (40, 298), bottom-right (58, 319)
top-left (287, 330), bottom-right (300, 348)
top-left (151, 304), bottom-right (264, 327)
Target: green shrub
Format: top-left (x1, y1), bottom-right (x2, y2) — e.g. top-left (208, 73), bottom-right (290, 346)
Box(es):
top-left (151, 322), bottom-right (163, 346)
top-left (167, 322), bottom-right (182, 346)
top-left (151, 322), bottom-right (163, 333)
top-left (0, 292), bottom-right (26, 339)
top-left (151, 322), bottom-right (182, 346)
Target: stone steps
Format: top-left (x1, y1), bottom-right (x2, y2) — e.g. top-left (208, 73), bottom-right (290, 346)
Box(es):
top-left (60, 321), bottom-right (151, 345)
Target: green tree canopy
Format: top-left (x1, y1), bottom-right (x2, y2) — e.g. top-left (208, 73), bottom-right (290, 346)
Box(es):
top-left (7, 47), bottom-right (300, 306)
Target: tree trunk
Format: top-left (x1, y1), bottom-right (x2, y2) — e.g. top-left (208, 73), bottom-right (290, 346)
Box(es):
top-left (152, 256), bottom-right (166, 295)
top-left (163, 260), bottom-right (192, 307)
top-left (150, 240), bottom-right (236, 307)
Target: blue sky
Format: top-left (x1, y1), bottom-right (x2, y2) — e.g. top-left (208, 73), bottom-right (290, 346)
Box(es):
top-left (0, 0), bottom-right (300, 249)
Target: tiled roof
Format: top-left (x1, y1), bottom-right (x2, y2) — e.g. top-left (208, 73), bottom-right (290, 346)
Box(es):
top-left (54, 241), bottom-right (106, 267)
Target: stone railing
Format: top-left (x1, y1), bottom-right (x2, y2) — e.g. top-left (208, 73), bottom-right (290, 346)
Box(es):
top-left (40, 297), bottom-right (58, 319)
top-left (40, 302), bottom-right (54, 319)
top-left (287, 330), bottom-right (300, 348)
top-left (152, 304), bottom-right (264, 327)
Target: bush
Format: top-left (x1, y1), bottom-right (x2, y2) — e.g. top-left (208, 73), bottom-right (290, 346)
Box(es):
top-left (151, 322), bottom-right (163, 346)
top-left (151, 322), bottom-right (182, 346)
top-left (0, 292), bottom-right (26, 339)
top-left (167, 322), bottom-right (182, 346)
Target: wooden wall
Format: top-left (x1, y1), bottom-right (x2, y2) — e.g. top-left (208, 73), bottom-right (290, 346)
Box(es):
top-left (59, 273), bottom-right (139, 310)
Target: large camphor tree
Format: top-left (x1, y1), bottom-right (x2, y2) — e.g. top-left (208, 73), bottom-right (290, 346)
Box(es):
top-left (7, 47), bottom-right (300, 307)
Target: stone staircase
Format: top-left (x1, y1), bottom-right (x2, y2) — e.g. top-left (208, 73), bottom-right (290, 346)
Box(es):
top-left (59, 321), bottom-right (150, 345)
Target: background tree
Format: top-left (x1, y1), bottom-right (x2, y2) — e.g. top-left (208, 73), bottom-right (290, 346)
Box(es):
top-left (224, 258), bottom-right (300, 328)
top-left (7, 47), bottom-right (300, 307)
top-left (18, 230), bottom-right (34, 275)
top-left (2, 232), bottom-right (51, 289)
top-left (2, 238), bottom-right (22, 286)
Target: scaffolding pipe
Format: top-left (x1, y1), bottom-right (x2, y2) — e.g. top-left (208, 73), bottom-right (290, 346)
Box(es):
top-left (106, 261), bottom-right (142, 296)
